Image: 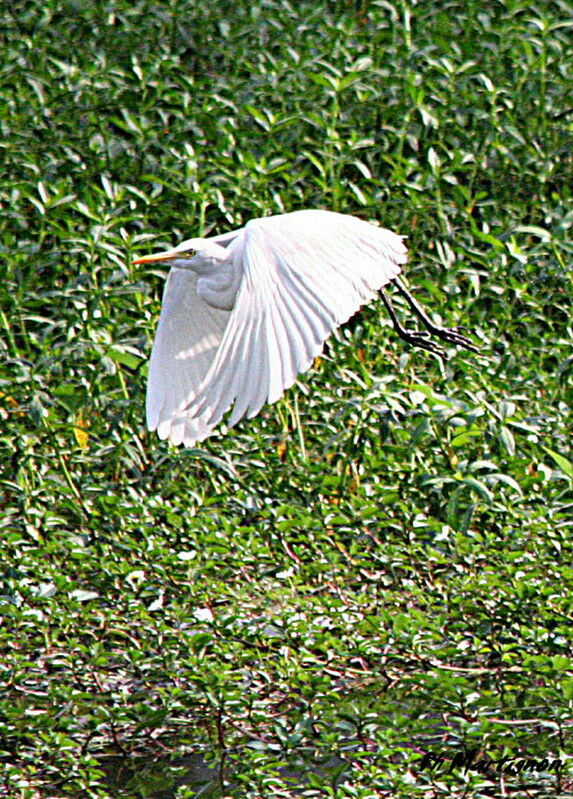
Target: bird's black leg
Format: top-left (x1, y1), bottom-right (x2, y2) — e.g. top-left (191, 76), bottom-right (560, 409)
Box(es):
top-left (378, 287), bottom-right (446, 357)
top-left (391, 278), bottom-right (480, 354)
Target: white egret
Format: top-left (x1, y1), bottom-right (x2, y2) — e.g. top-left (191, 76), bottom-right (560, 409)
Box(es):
top-left (133, 209), bottom-right (476, 447)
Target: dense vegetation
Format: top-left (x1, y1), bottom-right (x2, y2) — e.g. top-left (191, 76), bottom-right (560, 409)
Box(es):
top-left (1, 0), bottom-right (572, 796)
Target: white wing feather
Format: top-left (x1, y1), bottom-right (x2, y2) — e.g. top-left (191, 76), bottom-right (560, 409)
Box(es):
top-left (145, 268), bottom-right (231, 446)
top-left (183, 210), bottom-right (407, 435)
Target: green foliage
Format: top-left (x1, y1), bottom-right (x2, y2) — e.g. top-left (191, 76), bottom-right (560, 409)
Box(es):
top-left (1, 0), bottom-right (572, 796)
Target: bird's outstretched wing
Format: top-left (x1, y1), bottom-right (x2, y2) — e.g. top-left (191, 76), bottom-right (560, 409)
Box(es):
top-left (185, 210), bottom-right (407, 434)
top-left (146, 268), bottom-right (232, 445)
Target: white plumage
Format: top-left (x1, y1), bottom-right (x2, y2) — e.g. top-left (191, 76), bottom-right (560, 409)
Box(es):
top-left (133, 209), bottom-right (474, 447)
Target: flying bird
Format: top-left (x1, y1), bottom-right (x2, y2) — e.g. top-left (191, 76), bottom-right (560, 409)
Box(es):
top-left (133, 209), bottom-right (477, 447)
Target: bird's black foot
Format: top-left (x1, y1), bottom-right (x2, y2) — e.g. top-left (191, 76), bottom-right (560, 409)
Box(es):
top-left (379, 283), bottom-right (480, 357)
top-left (393, 328), bottom-right (448, 357)
top-left (428, 325), bottom-right (480, 353)
top-left (386, 279), bottom-right (481, 355)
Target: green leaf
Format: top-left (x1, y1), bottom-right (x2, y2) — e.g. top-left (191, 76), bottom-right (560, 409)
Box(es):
top-left (543, 448), bottom-right (573, 478)
top-left (461, 477), bottom-right (494, 502)
top-left (499, 425), bottom-right (516, 456)
top-left (107, 347), bottom-right (142, 370)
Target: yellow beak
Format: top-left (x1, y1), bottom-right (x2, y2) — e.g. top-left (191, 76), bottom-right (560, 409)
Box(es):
top-left (132, 248), bottom-right (180, 265)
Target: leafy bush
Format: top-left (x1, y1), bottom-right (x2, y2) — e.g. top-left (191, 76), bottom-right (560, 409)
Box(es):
top-left (1, 0), bottom-right (571, 796)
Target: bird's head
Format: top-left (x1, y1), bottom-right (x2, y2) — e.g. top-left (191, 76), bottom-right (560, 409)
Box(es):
top-left (132, 238), bottom-right (228, 272)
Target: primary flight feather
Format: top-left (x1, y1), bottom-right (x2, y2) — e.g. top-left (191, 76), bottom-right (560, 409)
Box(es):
top-left (133, 209), bottom-right (476, 447)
